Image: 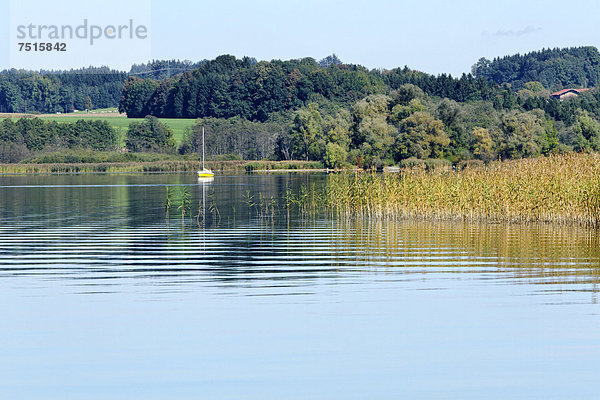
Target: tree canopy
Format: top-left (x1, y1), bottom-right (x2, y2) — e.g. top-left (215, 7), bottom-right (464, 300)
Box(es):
top-left (471, 46), bottom-right (600, 90)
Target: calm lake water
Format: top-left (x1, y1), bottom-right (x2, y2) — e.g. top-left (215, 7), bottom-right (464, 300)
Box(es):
top-left (0, 173), bottom-right (599, 399)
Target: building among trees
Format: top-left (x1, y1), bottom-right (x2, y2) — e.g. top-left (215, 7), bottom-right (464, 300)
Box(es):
top-left (551, 88), bottom-right (590, 100)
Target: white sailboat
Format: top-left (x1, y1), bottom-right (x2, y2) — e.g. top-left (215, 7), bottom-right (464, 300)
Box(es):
top-left (197, 127), bottom-right (214, 178)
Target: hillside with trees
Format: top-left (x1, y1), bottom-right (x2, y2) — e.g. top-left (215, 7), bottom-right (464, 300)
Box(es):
top-left (471, 46), bottom-right (600, 90)
top-left (176, 84), bottom-right (581, 169)
top-left (0, 67), bottom-right (127, 113)
top-left (118, 54), bottom-right (512, 120)
top-left (2, 47), bottom-right (600, 168)
top-left (115, 51), bottom-right (600, 168)
top-left (129, 60), bottom-right (208, 80)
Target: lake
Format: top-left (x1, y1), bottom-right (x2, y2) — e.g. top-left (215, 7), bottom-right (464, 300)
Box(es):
top-left (0, 173), bottom-right (599, 399)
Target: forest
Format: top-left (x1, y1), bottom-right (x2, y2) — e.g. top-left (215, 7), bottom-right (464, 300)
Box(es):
top-left (0, 67), bottom-right (127, 113)
top-left (177, 85), bottom-right (600, 168)
top-left (0, 118), bottom-right (118, 162)
top-left (122, 48), bottom-right (600, 168)
top-left (2, 46), bottom-right (600, 167)
top-left (471, 47), bottom-right (600, 90)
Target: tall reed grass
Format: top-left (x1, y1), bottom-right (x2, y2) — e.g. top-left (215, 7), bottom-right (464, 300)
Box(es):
top-left (324, 153), bottom-right (600, 227)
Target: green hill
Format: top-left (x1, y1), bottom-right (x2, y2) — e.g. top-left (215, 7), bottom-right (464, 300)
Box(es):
top-left (471, 46), bottom-right (600, 90)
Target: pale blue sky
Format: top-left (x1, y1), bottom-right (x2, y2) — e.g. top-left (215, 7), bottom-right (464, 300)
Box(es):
top-left (2, 0), bottom-right (600, 75)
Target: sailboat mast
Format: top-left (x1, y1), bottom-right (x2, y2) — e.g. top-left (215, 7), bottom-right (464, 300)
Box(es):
top-left (202, 126), bottom-right (205, 170)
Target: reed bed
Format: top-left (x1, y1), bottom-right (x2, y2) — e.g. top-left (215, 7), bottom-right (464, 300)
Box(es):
top-left (0, 160), bottom-right (324, 174)
top-left (244, 160), bottom-right (324, 171)
top-left (0, 161), bottom-right (201, 174)
top-left (324, 153), bottom-right (600, 227)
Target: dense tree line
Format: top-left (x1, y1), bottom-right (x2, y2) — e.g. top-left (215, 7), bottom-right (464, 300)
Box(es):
top-left (129, 59), bottom-right (208, 80)
top-left (118, 54), bottom-right (523, 121)
top-left (4, 48), bottom-right (600, 169)
top-left (179, 117), bottom-right (286, 160)
top-left (0, 67), bottom-right (127, 113)
top-left (0, 118), bottom-right (118, 162)
top-left (5, 47), bottom-right (599, 119)
top-left (126, 116), bottom-right (175, 153)
top-left (175, 84), bottom-right (599, 169)
top-left (119, 55), bottom-right (386, 120)
top-left (4, 46), bottom-right (600, 117)
top-left (3, 86), bottom-right (599, 168)
top-left (273, 84), bottom-right (565, 168)
top-left (471, 46), bottom-right (600, 90)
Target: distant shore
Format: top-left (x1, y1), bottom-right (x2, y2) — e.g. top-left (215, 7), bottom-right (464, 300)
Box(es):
top-left (0, 159), bottom-right (326, 174)
top-left (5, 152), bottom-right (600, 228)
top-left (0, 111), bottom-right (127, 118)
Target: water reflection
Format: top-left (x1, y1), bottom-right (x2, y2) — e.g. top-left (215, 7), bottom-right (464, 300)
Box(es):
top-left (334, 220), bottom-right (600, 290)
top-left (1, 217), bottom-right (599, 301)
top-left (2, 173), bottom-right (599, 400)
top-left (0, 174), bottom-right (599, 300)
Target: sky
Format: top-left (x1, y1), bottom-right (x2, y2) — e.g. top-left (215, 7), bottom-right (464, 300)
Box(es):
top-left (1, 0), bottom-right (600, 76)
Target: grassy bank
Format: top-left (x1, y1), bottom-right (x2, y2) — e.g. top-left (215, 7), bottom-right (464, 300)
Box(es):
top-left (321, 153), bottom-right (600, 227)
top-left (0, 113), bottom-right (196, 145)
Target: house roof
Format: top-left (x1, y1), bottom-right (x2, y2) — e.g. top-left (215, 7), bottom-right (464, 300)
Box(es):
top-left (551, 88), bottom-right (591, 96)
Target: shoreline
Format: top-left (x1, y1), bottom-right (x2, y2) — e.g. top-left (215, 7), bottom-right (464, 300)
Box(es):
top-left (4, 153), bottom-right (600, 228)
top-left (0, 160), bottom-right (329, 174)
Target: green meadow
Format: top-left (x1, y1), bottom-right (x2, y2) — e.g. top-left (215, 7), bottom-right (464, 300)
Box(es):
top-left (1, 112), bottom-right (196, 146)
top-left (40, 116), bottom-right (196, 146)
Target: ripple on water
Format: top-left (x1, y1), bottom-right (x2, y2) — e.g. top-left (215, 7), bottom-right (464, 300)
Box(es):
top-left (1, 219), bottom-right (599, 298)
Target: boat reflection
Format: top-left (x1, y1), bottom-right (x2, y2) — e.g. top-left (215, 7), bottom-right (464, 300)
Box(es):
top-left (197, 177), bottom-right (214, 184)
